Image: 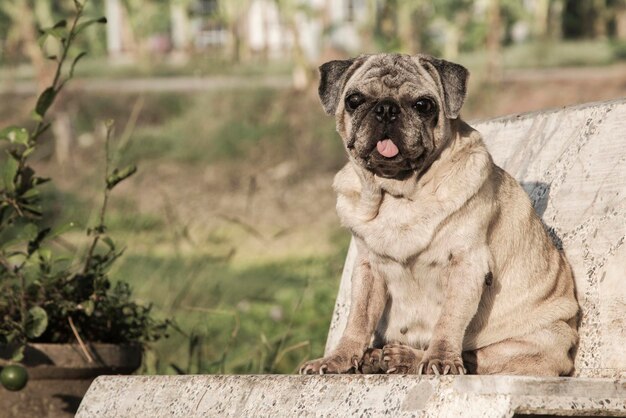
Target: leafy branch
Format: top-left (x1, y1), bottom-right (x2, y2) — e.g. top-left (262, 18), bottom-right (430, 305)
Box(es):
top-left (0, 0), bottom-right (168, 363)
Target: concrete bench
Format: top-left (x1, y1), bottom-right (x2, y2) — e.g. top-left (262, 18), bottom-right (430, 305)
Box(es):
top-left (77, 98), bottom-right (626, 417)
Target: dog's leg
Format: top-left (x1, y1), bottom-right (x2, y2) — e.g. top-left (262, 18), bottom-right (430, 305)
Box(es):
top-left (351, 162), bottom-right (383, 221)
top-left (463, 320), bottom-right (577, 376)
top-left (419, 246), bottom-right (490, 375)
top-left (299, 245), bottom-right (386, 375)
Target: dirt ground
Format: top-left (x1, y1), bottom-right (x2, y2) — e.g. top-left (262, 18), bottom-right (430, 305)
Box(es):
top-left (465, 63), bottom-right (626, 119)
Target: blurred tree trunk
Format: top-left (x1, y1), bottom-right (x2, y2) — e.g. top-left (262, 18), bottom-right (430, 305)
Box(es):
top-left (107, 0), bottom-right (140, 61)
top-left (534, 0), bottom-right (550, 40)
top-left (397, 1), bottom-right (424, 54)
top-left (229, 18), bottom-right (242, 63)
top-left (34, 0), bottom-right (53, 28)
top-left (548, 0), bottom-right (564, 40)
top-left (592, 0), bottom-right (608, 38)
top-left (617, 1), bottom-right (626, 39)
top-left (276, 0), bottom-right (311, 90)
top-left (261, 3), bottom-right (270, 62)
top-left (170, 0), bottom-right (192, 53)
top-left (443, 22), bottom-right (459, 60)
top-left (486, 0), bottom-right (502, 82)
top-left (287, 18), bottom-right (309, 90)
top-left (220, 0), bottom-right (250, 63)
top-left (442, 8), bottom-right (469, 61)
top-left (10, 0), bottom-right (49, 89)
top-left (354, 0), bottom-right (378, 52)
top-left (105, 0), bottom-right (124, 59)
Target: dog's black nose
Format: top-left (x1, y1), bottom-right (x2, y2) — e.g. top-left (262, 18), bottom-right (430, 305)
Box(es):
top-left (374, 99), bottom-right (400, 123)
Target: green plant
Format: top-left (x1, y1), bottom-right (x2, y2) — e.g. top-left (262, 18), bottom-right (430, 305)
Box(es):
top-left (0, 0), bottom-right (169, 367)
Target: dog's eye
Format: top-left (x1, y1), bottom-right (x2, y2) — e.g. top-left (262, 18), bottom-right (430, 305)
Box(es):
top-left (345, 93), bottom-right (365, 111)
top-left (413, 98), bottom-right (435, 115)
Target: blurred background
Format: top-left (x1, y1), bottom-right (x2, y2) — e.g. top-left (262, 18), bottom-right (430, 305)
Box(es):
top-left (1, 0), bottom-right (626, 375)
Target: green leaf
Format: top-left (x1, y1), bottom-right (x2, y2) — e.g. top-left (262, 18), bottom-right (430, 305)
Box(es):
top-left (7, 252), bottom-right (26, 265)
top-left (11, 345), bottom-right (25, 362)
top-left (52, 19), bottom-right (67, 29)
top-left (0, 127), bottom-right (29, 145)
top-left (1, 157), bottom-right (19, 192)
top-left (37, 27), bottom-right (68, 48)
top-left (69, 51), bottom-right (87, 79)
top-left (21, 204), bottom-right (43, 218)
top-left (1, 226), bottom-right (36, 246)
top-left (75, 17), bottom-right (108, 35)
top-left (82, 300), bottom-right (95, 316)
top-left (21, 188), bottom-right (40, 199)
top-left (35, 87), bottom-right (56, 118)
top-left (25, 307), bottom-right (48, 339)
top-left (49, 222), bottom-right (76, 239)
top-left (31, 111), bottom-right (43, 123)
top-left (19, 223), bottom-right (39, 242)
top-left (102, 236), bottom-right (116, 250)
top-left (22, 147), bottom-right (36, 158)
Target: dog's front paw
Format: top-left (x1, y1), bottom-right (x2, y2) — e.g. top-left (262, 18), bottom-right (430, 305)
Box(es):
top-left (418, 343), bottom-right (465, 375)
top-left (381, 343), bottom-right (424, 374)
top-left (299, 352), bottom-right (360, 375)
top-left (359, 348), bottom-right (384, 374)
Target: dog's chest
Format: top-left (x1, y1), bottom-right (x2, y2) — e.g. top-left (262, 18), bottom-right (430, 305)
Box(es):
top-left (341, 189), bottom-right (457, 348)
top-left (372, 253), bottom-right (448, 349)
top-left (338, 191), bottom-right (446, 262)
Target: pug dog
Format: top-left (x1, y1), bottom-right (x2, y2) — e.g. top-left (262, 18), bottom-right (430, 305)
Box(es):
top-left (299, 54), bottom-right (579, 376)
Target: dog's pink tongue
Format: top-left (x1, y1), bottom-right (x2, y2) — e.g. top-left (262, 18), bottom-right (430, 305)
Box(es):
top-left (376, 139), bottom-right (399, 158)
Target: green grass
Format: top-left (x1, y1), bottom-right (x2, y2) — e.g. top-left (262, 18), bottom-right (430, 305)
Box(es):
top-left (110, 242), bottom-right (348, 375)
top-left (19, 85), bottom-right (349, 375)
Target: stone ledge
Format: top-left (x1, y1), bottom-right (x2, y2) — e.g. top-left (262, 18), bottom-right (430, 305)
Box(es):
top-left (76, 375), bottom-right (626, 417)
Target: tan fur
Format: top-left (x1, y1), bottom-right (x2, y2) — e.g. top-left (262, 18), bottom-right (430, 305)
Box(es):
top-left (300, 54), bottom-right (579, 376)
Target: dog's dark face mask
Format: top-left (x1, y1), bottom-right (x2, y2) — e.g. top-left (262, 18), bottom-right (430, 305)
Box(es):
top-left (318, 54), bottom-right (469, 179)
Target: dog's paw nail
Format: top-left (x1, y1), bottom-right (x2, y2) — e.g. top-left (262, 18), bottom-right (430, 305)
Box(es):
top-left (386, 367), bottom-right (397, 374)
top-left (319, 365), bottom-right (327, 375)
top-left (457, 366), bottom-right (466, 375)
top-left (431, 364), bottom-right (440, 375)
top-left (417, 364), bottom-right (424, 375)
top-left (443, 365), bottom-right (451, 375)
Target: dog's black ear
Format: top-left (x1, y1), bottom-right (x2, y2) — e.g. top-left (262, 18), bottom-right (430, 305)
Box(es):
top-left (419, 56), bottom-right (469, 119)
top-left (318, 58), bottom-right (356, 115)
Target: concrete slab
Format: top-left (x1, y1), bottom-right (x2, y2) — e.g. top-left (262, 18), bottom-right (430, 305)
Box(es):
top-left (76, 375), bottom-right (626, 417)
top-left (77, 99), bottom-right (626, 416)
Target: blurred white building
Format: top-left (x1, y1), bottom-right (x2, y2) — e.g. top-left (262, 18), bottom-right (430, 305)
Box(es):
top-left (242, 0), bottom-right (369, 61)
top-left (105, 0), bottom-right (369, 60)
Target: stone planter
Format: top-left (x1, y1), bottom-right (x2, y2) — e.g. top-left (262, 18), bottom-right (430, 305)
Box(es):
top-left (0, 343), bottom-right (141, 418)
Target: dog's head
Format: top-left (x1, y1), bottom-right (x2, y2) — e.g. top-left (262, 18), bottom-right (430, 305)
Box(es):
top-left (319, 53), bottom-right (469, 179)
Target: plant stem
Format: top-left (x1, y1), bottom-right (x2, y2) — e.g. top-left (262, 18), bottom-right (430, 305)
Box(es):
top-left (19, 272), bottom-right (26, 334)
top-left (29, 1), bottom-right (85, 147)
top-left (68, 316), bottom-right (94, 363)
top-left (83, 122), bottom-right (113, 274)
